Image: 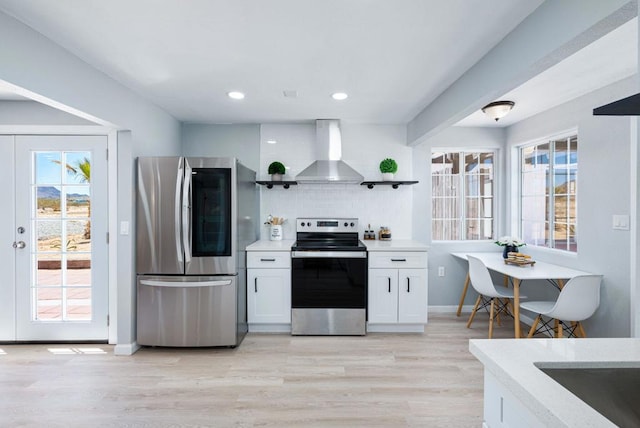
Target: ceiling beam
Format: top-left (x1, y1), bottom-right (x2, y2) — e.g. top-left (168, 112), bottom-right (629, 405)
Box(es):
top-left (407, 0), bottom-right (637, 146)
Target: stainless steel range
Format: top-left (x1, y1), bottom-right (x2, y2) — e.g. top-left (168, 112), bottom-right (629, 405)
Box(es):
top-left (291, 218), bottom-right (367, 335)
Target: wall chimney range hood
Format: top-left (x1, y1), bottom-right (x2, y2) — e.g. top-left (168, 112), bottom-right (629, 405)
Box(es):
top-left (593, 93), bottom-right (640, 116)
top-left (295, 120), bottom-right (364, 184)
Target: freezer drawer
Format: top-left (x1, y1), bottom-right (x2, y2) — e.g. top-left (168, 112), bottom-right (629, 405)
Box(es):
top-left (137, 275), bottom-right (243, 347)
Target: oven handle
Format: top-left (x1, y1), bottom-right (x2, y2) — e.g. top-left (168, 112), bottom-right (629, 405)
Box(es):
top-left (291, 251), bottom-right (367, 258)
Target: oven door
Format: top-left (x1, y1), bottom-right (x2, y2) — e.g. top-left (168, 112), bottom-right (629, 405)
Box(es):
top-left (291, 252), bottom-right (367, 309)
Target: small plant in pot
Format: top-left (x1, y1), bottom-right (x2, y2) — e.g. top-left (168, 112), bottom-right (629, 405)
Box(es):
top-left (379, 158), bottom-right (398, 181)
top-left (268, 161), bottom-right (286, 181)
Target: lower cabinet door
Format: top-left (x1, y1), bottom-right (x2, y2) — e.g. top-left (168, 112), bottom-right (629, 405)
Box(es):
top-left (398, 268), bottom-right (427, 323)
top-left (247, 268), bottom-right (291, 324)
top-left (368, 268), bottom-right (399, 323)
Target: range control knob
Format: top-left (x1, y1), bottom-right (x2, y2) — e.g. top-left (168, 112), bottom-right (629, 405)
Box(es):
top-left (307, 222), bottom-right (311, 226)
top-left (300, 222), bottom-right (305, 227)
top-left (350, 222), bottom-right (355, 227)
top-left (344, 222), bottom-right (348, 227)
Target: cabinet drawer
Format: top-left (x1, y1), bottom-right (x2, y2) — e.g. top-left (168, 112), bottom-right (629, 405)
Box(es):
top-left (368, 251), bottom-right (427, 269)
top-left (247, 252), bottom-right (291, 268)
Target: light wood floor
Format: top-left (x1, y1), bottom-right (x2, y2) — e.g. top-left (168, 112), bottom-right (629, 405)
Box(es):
top-left (0, 313), bottom-right (514, 427)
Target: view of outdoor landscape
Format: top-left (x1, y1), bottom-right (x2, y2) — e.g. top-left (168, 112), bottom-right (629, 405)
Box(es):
top-left (33, 151), bottom-right (92, 321)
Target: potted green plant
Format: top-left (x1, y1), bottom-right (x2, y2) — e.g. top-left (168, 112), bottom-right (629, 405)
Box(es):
top-left (379, 158), bottom-right (398, 181)
top-left (268, 161), bottom-right (286, 181)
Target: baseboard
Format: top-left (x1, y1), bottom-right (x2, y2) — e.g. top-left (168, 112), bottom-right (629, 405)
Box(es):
top-left (428, 305), bottom-right (539, 332)
top-left (429, 305), bottom-right (475, 314)
top-left (367, 324), bottom-right (425, 333)
top-left (114, 341), bottom-right (141, 356)
top-left (248, 324), bottom-right (291, 333)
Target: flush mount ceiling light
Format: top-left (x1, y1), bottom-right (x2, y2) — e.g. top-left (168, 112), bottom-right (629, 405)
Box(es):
top-left (482, 100), bottom-right (515, 121)
top-left (266, 139), bottom-right (277, 144)
top-left (227, 91), bottom-right (245, 100)
top-left (331, 92), bottom-right (348, 101)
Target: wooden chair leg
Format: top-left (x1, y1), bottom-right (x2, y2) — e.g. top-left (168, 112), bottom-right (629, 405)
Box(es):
top-left (554, 319), bottom-right (562, 338)
top-left (466, 295), bottom-right (482, 328)
top-left (457, 273), bottom-right (471, 317)
top-left (577, 322), bottom-right (587, 338)
top-left (488, 299), bottom-right (495, 339)
top-left (527, 315), bottom-right (541, 338)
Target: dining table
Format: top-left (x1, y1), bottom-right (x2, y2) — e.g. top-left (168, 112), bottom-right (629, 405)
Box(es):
top-left (452, 252), bottom-right (596, 338)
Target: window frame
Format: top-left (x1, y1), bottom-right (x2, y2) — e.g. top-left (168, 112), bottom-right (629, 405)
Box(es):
top-left (431, 149), bottom-right (498, 242)
top-left (518, 130), bottom-right (578, 252)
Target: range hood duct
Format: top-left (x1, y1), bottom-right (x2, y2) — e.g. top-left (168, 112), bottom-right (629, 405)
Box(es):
top-left (593, 93), bottom-right (640, 116)
top-left (295, 120), bottom-right (364, 184)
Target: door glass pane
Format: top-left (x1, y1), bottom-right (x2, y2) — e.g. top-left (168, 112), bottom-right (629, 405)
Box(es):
top-left (191, 168), bottom-right (232, 256)
top-left (32, 151), bottom-right (93, 322)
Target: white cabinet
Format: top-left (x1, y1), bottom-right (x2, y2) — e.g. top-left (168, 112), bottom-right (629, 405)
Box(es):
top-left (483, 370), bottom-right (538, 428)
top-left (247, 251), bottom-right (291, 331)
top-left (368, 251), bottom-right (428, 332)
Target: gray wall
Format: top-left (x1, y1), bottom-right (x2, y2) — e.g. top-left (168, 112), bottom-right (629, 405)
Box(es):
top-left (0, 10), bottom-right (182, 351)
top-left (0, 100), bottom-right (96, 125)
top-left (413, 126), bottom-right (507, 311)
top-left (505, 76), bottom-right (636, 337)
top-left (415, 76), bottom-right (636, 337)
top-left (181, 123), bottom-right (260, 173)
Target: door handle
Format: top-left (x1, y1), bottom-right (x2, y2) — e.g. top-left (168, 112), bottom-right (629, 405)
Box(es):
top-left (13, 241), bottom-right (26, 249)
top-left (391, 258), bottom-right (406, 262)
top-left (407, 277), bottom-right (410, 293)
top-left (255, 277), bottom-right (258, 293)
top-left (388, 277), bottom-right (391, 293)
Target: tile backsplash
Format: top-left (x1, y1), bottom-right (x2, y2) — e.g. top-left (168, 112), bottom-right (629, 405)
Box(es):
top-left (259, 183), bottom-right (414, 241)
top-left (259, 123), bottom-right (415, 241)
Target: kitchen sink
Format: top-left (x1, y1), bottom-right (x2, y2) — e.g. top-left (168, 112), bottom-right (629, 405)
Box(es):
top-left (538, 366), bottom-right (640, 428)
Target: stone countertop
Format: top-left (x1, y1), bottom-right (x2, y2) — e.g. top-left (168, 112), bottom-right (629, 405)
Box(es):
top-left (246, 240), bottom-right (295, 251)
top-left (469, 338), bottom-right (640, 427)
top-left (363, 239), bottom-right (428, 251)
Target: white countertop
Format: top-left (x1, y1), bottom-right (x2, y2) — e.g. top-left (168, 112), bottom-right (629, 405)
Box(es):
top-left (246, 240), bottom-right (295, 251)
top-left (470, 338), bottom-right (640, 427)
top-left (363, 239), bottom-right (428, 251)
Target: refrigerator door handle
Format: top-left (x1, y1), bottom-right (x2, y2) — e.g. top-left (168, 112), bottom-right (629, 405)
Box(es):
top-left (175, 159), bottom-right (184, 263)
top-left (182, 160), bottom-right (192, 263)
top-left (140, 279), bottom-right (232, 288)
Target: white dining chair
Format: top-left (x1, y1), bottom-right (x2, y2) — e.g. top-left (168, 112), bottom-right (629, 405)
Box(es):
top-left (520, 274), bottom-right (602, 338)
top-left (466, 255), bottom-right (523, 338)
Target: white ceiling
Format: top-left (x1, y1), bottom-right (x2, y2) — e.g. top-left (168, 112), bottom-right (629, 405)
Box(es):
top-left (0, 1), bottom-right (635, 128)
top-left (0, 0), bottom-right (544, 125)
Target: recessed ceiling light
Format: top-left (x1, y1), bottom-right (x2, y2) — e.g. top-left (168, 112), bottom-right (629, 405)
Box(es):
top-left (228, 91), bottom-right (245, 100)
top-left (332, 92), bottom-right (348, 101)
top-left (266, 140), bottom-right (277, 144)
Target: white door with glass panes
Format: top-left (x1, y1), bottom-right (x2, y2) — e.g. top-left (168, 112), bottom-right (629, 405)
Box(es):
top-left (0, 135), bottom-right (108, 341)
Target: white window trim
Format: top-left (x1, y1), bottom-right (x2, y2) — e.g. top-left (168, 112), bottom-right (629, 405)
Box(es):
top-left (431, 148), bottom-right (499, 242)
top-left (515, 128), bottom-right (578, 253)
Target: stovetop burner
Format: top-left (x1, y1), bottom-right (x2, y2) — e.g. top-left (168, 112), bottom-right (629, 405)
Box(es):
top-left (292, 217), bottom-right (365, 252)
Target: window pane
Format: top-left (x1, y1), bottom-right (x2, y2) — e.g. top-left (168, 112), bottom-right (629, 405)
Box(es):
top-left (432, 151), bottom-right (494, 241)
top-left (520, 136), bottom-right (577, 252)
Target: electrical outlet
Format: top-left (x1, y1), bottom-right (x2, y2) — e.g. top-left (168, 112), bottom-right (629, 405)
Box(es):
top-left (438, 266), bottom-right (445, 277)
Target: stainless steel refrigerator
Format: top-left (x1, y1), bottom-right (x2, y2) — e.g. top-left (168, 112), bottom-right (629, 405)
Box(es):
top-left (136, 157), bottom-right (258, 347)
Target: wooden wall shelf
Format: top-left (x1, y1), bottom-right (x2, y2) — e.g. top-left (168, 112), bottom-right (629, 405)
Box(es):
top-left (361, 181), bottom-right (419, 189)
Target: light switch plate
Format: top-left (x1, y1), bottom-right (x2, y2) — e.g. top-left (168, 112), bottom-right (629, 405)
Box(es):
top-left (612, 214), bottom-right (629, 230)
top-left (120, 221), bottom-right (130, 235)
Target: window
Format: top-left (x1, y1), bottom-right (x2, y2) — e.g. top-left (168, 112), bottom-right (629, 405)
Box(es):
top-left (520, 134), bottom-right (577, 251)
top-left (432, 151), bottom-right (494, 240)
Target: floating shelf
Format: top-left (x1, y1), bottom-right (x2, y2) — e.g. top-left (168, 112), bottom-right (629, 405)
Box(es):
top-left (361, 181), bottom-right (419, 189)
top-left (256, 180), bottom-right (298, 189)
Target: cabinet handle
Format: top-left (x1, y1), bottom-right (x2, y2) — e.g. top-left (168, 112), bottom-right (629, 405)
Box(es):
top-left (391, 258), bottom-right (406, 262)
top-left (260, 258), bottom-right (276, 262)
top-left (388, 277), bottom-right (391, 293)
top-left (407, 277), bottom-right (410, 293)
top-left (254, 277), bottom-right (257, 293)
